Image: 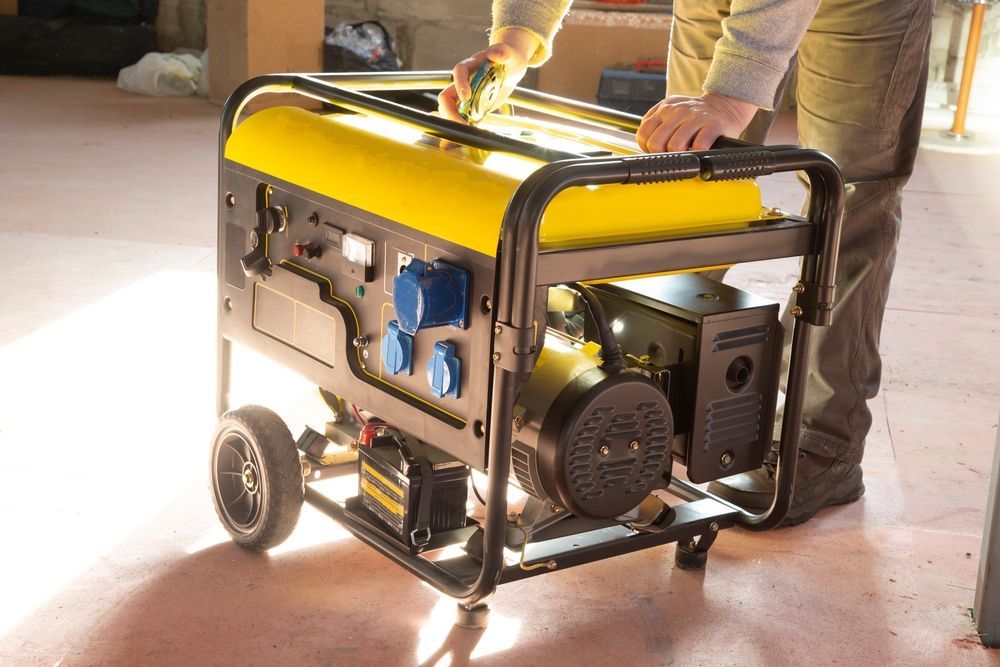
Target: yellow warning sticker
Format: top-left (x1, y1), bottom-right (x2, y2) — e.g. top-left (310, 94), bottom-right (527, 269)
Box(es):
top-left (361, 461), bottom-right (403, 496)
top-left (361, 475), bottom-right (404, 517)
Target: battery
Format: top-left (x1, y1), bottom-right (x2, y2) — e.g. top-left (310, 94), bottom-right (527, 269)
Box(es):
top-left (358, 433), bottom-right (470, 550)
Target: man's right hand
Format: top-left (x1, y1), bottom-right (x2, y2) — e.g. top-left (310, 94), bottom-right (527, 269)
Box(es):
top-left (437, 28), bottom-right (539, 123)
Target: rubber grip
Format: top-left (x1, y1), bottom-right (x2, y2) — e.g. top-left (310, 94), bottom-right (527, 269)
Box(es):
top-left (622, 153), bottom-right (702, 184)
top-left (699, 150), bottom-right (776, 181)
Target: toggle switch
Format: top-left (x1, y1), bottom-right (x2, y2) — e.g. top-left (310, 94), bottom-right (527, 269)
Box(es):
top-left (293, 241), bottom-right (321, 259)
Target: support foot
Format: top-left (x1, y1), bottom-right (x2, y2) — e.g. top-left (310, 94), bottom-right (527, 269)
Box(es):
top-left (456, 603), bottom-right (490, 629)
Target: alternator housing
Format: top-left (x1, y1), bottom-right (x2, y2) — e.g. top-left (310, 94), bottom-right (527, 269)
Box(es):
top-left (512, 338), bottom-right (673, 519)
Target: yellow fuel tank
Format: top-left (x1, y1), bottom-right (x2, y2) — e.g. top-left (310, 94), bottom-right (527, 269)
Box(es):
top-left (224, 106), bottom-right (765, 258)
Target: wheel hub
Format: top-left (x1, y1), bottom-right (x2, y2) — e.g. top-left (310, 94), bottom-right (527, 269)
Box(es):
top-left (242, 461), bottom-right (259, 493)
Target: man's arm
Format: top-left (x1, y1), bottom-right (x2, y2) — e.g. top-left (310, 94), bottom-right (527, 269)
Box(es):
top-left (703, 0), bottom-right (821, 109)
top-left (491, 0), bottom-right (572, 66)
top-left (639, 0), bottom-right (820, 151)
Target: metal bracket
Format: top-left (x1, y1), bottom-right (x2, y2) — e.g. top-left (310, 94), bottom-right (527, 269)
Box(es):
top-left (492, 322), bottom-right (536, 373)
top-left (794, 280), bottom-right (836, 326)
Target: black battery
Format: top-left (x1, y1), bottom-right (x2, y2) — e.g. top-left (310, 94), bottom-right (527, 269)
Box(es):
top-left (358, 433), bottom-right (469, 550)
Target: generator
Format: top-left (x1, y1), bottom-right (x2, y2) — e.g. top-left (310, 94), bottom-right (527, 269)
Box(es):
top-left (209, 72), bottom-right (844, 628)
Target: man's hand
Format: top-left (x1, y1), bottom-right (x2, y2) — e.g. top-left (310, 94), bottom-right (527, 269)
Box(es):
top-left (438, 28), bottom-right (538, 123)
top-left (636, 92), bottom-right (759, 152)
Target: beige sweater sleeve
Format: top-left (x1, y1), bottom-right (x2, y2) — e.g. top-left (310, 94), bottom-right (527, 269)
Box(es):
top-left (493, 0), bottom-right (820, 109)
top-left (704, 0), bottom-right (821, 108)
top-left (491, 0), bottom-right (572, 66)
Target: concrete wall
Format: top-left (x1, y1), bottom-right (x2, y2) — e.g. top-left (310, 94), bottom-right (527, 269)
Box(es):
top-left (325, 0), bottom-right (490, 70)
top-left (156, 0), bottom-right (207, 51)
top-left (162, 0), bottom-right (1000, 114)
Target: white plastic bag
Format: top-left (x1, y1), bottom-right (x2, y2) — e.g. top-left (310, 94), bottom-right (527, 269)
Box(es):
top-left (117, 52), bottom-right (203, 96)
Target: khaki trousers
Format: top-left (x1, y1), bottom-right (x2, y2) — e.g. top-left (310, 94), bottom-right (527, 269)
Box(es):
top-left (668, 0), bottom-right (935, 463)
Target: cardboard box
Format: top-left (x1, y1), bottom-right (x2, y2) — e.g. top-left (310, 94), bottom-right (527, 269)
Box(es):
top-left (537, 9), bottom-right (671, 106)
top-left (207, 0), bottom-right (324, 106)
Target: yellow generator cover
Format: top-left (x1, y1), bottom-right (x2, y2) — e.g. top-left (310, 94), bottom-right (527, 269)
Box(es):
top-left (224, 106), bottom-right (764, 257)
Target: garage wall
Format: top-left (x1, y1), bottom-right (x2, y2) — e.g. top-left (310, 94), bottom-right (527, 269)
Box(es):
top-left (159, 0), bottom-right (1000, 114)
top-left (325, 0), bottom-right (491, 71)
top-left (157, 0), bottom-right (207, 52)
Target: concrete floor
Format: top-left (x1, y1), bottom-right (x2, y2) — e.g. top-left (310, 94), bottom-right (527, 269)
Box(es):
top-left (1, 75), bottom-right (999, 666)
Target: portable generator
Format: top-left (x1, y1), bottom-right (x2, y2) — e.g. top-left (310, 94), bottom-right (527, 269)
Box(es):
top-left (210, 72), bottom-right (844, 628)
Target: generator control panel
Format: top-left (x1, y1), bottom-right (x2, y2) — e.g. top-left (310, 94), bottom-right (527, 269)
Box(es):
top-left (219, 169), bottom-right (499, 468)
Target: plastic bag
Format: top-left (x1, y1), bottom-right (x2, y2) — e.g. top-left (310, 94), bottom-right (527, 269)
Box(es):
top-left (324, 21), bottom-right (401, 71)
top-left (116, 52), bottom-right (203, 96)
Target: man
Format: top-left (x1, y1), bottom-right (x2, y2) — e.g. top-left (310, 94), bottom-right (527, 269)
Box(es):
top-left (439, 0), bottom-right (934, 526)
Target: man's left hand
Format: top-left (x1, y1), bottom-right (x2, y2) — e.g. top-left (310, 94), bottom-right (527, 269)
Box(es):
top-left (636, 92), bottom-right (759, 152)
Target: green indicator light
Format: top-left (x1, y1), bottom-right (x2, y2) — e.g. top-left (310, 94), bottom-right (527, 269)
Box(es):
top-left (355, 285), bottom-right (364, 298)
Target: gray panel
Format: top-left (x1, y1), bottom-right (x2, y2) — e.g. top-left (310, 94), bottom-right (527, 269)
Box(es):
top-left (253, 284), bottom-right (295, 343)
top-left (224, 222), bottom-right (246, 290)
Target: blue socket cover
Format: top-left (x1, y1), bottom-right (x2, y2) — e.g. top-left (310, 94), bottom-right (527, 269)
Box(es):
top-left (392, 258), bottom-right (469, 336)
top-left (381, 320), bottom-right (413, 376)
top-left (427, 341), bottom-right (461, 399)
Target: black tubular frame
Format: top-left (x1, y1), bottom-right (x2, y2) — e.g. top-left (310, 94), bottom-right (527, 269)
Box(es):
top-left (216, 72), bottom-right (845, 607)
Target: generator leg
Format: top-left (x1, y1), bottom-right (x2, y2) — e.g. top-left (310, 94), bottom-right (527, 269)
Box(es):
top-left (217, 335), bottom-right (232, 417)
top-left (456, 602), bottom-right (490, 629)
top-left (674, 531), bottom-right (718, 571)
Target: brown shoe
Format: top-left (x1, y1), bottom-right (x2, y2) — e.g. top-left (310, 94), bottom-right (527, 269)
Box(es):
top-left (706, 449), bottom-right (865, 527)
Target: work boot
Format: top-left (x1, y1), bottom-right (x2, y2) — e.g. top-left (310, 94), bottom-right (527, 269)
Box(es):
top-left (706, 449), bottom-right (865, 527)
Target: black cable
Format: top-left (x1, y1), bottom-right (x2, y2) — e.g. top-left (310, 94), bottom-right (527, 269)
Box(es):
top-left (470, 477), bottom-right (487, 506)
top-left (567, 282), bottom-right (624, 373)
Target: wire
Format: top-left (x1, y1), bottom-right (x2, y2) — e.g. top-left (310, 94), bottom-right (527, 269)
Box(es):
top-left (470, 477), bottom-right (487, 506)
top-left (351, 402), bottom-right (367, 426)
top-left (515, 524), bottom-right (557, 571)
top-left (567, 282), bottom-right (624, 373)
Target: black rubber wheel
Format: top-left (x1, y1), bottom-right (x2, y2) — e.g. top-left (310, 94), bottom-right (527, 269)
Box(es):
top-left (210, 405), bottom-right (304, 551)
top-left (674, 542), bottom-right (709, 571)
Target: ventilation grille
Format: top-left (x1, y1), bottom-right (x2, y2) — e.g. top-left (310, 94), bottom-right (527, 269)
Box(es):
top-left (703, 393), bottom-right (763, 452)
top-left (511, 443), bottom-right (538, 497)
top-left (568, 401), bottom-right (672, 500)
top-left (712, 325), bottom-right (769, 352)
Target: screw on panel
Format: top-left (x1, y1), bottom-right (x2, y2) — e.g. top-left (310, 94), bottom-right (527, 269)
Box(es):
top-left (353, 336), bottom-right (369, 348)
top-left (307, 211), bottom-right (320, 226)
top-left (599, 446), bottom-right (610, 456)
top-left (225, 192), bottom-right (236, 208)
top-left (720, 452), bottom-right (734, 466)
top-left (512, 415), bottom-right (525, 432)
top-left (629, 440), bottom-right (639, 451)
top-left (791, 306), bottom-right (803, 318)
top-left (792, 282), bottom-right (806, 293)
top-left (360, 362), bottom-right (367, 370)
top-left (709, 522), bottom-right (720, 532)
top-left (492, 352), bottom-right (501, 363)
top-left (494, 325), bottom-right (503, 334)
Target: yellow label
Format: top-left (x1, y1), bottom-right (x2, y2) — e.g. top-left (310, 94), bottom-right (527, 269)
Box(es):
top-left (361, 461), bottom-right (403, 497)
top-left (361, 476), bottom-right (404, 517)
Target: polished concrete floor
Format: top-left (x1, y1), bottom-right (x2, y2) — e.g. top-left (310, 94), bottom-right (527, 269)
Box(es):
top-left (1, 76), bottom-right (999, 666)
